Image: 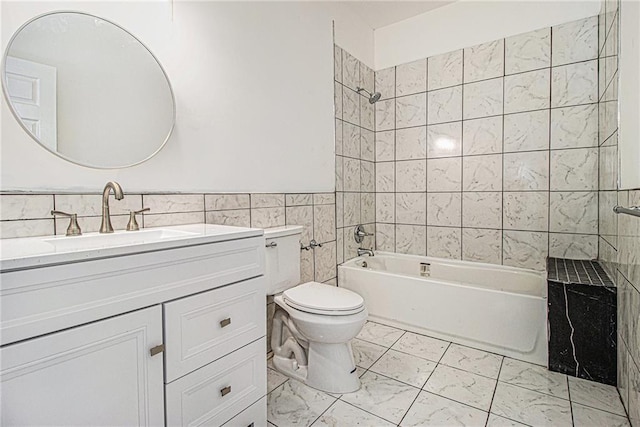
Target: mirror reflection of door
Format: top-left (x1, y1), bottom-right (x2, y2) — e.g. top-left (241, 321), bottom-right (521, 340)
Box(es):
top-left (5, 56), bottom-right (57, 150)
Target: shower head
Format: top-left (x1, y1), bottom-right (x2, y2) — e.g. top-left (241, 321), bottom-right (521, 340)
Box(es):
top-left (356, 86), bottom-right (382, 104)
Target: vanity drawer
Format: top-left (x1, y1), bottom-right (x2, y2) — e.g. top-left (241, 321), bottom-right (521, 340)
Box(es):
top-left (165, 337), bottom-right (266, 427)
top-left (164, 276), bottom-right (266, 382)
top-left (222, 396), bottom-right (266, 427)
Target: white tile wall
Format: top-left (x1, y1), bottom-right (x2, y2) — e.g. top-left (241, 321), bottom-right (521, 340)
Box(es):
top-left (596, 2), bottom-right (640, 423)
top-left (372, 15), bottom-right (602, 271)
top-left (335, 47), bottom-right (375, 265)
top-left (505, 28), bottom-right (551, 74)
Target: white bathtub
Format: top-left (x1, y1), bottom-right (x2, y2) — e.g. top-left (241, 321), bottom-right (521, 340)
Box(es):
top-left (339, 252), bottom-right (548, 365)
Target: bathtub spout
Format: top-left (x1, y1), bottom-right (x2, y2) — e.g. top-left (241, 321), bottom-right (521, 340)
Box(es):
top-left (357, 247), bottom-right (375, 257)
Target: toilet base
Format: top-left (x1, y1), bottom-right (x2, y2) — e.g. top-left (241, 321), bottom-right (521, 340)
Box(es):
top-left (272, 354), bottom-right (308, 384)
top-left (305, 341), bottom-right (360, 394)
top-left (273, 341), bottom-right (361, 394)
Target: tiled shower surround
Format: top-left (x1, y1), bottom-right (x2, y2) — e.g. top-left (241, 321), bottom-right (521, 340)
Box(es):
top-left (368, 16), bottom-right (603, 271)
top-left (334, 8), bottom-right (639, 422)
top-left (334, 46), bottom-right (376, 264)
top-left (597, 0), bottom-right (640, 424)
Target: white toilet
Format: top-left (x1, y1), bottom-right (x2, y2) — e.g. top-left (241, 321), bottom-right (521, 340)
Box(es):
top-left (264, 226), bottom-right (367, 394)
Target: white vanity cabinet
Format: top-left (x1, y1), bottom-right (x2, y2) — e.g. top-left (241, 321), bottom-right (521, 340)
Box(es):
top-left (0, 225), bottom-right (268, 427)
top-left (1, 305), bottom-right (165, 426)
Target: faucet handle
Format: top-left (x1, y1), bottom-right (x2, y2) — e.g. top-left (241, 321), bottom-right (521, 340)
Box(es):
top-left (51, 210), bottom-right (82, 236)
top-left (354, 225), bottom-right (373, 243)
top-left (126, 208), bottom-right (150, 231)
top-left (309, 239), bottom-right (322, 248)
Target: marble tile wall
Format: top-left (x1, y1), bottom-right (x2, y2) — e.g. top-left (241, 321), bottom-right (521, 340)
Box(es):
top-left (0, 191), bottom-right (338, 355)
top-left (597, 0), bottom-right (640, 424)
top-left (334, 45), bottom-right (376, 264)
top-left (372, 16), bottom-right (602, 271)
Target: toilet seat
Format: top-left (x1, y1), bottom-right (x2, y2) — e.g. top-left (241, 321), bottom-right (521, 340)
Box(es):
top-left (283, 282), bottom-right (365, 316)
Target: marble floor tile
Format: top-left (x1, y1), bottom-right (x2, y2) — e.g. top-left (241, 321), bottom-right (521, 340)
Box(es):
top-left (391, 332), bottom-right (450, 362)
top-left (311, 400), bottom-right (395, 427)
top-left (572, 402), bottom-right (631, 427)
top-left (499, 357), bottom-right (569, 399)
top-left (341, 371), bottom-right (420, 424)
top-left (267, 379), bottom-right (337, 427)
top-left (485, 414), bottom-right (528, 426)
top-left (369, 349), bottom-right (437, 388)
top-left (423, 364), bottom-right (497, 411)
top-left (356, 321), bottom-right (405, 347)
top-left (491, 382), bottom-right (572, 426)
top-left (268, 367), bottom-right (289, 393)
top-left (440, 343), bottom-right (504, 379)
top-left (568, 376), bottom-right (627, 416)
top-left (351, 338), bottom-right (387, 369)
top-left (267, 320), bottom-right (633, 427)
top-left (400, 391), bottom-right (488, 427)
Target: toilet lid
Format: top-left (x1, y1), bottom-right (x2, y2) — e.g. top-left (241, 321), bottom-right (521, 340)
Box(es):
top-left (283, 282), bottom-right (364, 315)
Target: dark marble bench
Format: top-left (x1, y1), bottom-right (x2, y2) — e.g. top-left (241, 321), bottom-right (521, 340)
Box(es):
top-left (547, 257), bottom-right (617, 386)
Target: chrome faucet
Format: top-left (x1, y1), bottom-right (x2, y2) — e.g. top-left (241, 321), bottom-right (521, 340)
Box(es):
top-left (99, 181), bottom-right (124, 233)
top-left (357, 247), bottom-right (375, 257)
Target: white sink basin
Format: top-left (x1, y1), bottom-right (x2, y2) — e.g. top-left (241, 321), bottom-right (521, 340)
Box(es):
top-left (43, 229), bottom-right (199, 251)
top-left (0, 224), bottom-right (263, 271)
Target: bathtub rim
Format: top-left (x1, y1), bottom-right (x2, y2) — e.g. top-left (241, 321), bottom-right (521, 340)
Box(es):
top-left (339, 252), bottom-right (547, 299)
top-left (342, 251), bottom-right (546, 275)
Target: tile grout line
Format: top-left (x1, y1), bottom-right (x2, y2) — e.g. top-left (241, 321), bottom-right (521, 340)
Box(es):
top-left (460, 48), bottom-right (469, 260)
top-left (548, 26), bottom-right (554, 258)
top-left (567, 376), bottom-right (576, 426)
top-left (307, 396), bottom-right (339, 426)
top-left (486, 356), bottom-right (505, 425)
top-left (336, 397), bottom-right (399, 425)
top-left (501, 37), bottom-right (506, 266)
top-left (425, 61), bottom-right (429, 255)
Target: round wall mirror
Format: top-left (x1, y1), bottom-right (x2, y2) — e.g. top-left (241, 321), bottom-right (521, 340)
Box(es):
top-left (2, 11), bottom-right (175, 169)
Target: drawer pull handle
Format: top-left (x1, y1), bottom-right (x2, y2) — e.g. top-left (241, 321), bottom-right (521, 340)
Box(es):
top-left (266, 242), bottom-right (277, 248)
top-left (220, 385), bottom-right (231, 397)
top-left (220, 317), bottom-right (231, 328)
top-left (149, 344), bottom-right (165, 357)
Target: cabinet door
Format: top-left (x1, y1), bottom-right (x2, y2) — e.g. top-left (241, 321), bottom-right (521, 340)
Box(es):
top-left (1, 306), bottom-right (164, 426)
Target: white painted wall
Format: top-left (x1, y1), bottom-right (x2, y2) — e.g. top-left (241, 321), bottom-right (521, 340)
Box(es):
top-left (1, 1), bottom-right (373, 193)
top-left (332, 2), bottom-right (375, 68)
top-left (374, 0), bottom-right (602, 70)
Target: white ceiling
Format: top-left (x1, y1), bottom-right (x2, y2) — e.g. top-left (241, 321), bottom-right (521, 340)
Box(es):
top-left (339, 1), bottom-right (458, 30)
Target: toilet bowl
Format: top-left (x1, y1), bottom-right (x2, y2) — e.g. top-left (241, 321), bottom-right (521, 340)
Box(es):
top-left (271, 282), bottom-right (367, 393)
top-left (263, 226), bottom-right (367, 394)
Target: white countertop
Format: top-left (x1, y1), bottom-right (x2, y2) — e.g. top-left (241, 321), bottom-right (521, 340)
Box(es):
top-left (0, 224), bottom-right (264, 272)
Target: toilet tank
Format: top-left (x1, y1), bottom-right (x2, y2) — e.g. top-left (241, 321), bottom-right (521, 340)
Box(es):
top-left (264, 225), bottom-right (303, 295)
